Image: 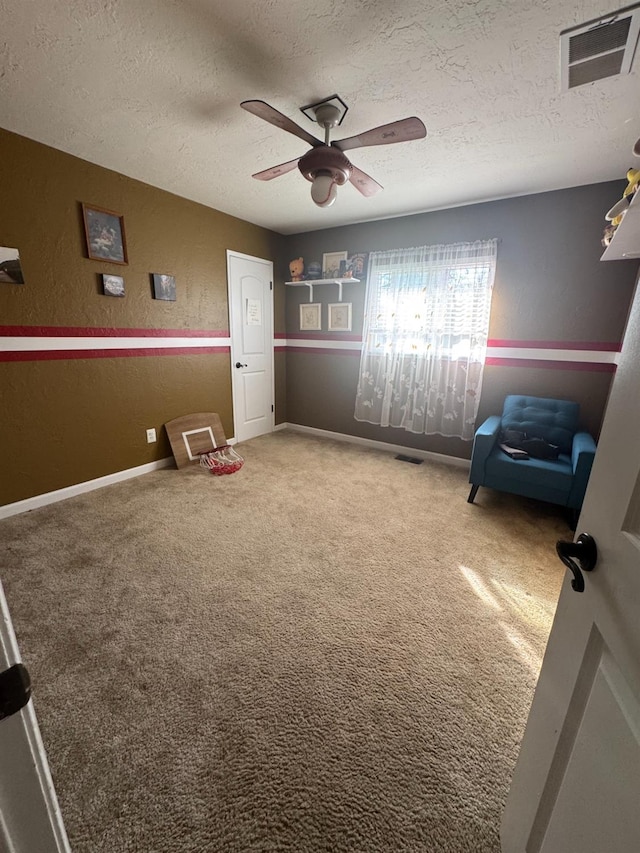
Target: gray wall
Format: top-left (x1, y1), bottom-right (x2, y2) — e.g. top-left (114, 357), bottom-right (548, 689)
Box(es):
top-left (280, 182), bottom-right (639, 457)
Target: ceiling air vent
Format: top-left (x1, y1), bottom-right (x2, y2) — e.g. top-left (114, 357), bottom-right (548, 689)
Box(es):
top-left (560, 5), bottom-right (640, 90)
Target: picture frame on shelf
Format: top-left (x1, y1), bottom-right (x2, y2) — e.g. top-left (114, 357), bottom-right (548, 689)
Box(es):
top-left (101, 274), bottom-right (125, 297)
top-left (82, 204), bottom-right (128, 264)
top-left (346, 252), bottom-right (368, 281)
top-left (322, 251), bottom-right (348, 279)
top-left (328, 302), bottom-right (352, 332)
top-left (300, 302), bottom-right (321, 331)
top-left (152, 273), bottom-right (176, 301)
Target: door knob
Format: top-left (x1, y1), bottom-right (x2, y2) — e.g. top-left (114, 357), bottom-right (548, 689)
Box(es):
top-left (235, 362), bottom-right (247, 368)
top-left (556, 533), bottom-right (597, 593)
top-left (0, 663), bottom-right (31, 721)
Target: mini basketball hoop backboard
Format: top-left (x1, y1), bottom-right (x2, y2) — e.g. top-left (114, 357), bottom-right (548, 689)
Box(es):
top-left (164, 412), bottom-right (228, 469)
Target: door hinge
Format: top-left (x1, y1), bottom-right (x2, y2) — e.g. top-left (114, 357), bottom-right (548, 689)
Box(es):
top-left (271, 404), bottom-right (274, 412)
top-left (0, 663), bottom-right (31, 722)
top-left (270, 281), bottom-right (273, 290)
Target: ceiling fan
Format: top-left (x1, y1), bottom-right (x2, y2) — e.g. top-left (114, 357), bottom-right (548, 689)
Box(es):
top-left (240, 94), bottom-right (427, 208)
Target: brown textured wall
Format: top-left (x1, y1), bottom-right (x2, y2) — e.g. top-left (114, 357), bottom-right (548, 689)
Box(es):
top-left (282, 182), bottom-right (639, 456)
top-left (2, 355), bottom-right (233, 503)
top-left (0, 128), bottom-right (285, 505)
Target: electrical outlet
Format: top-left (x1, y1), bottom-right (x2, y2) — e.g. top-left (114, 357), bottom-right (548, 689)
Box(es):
top-left (146, 428), bottom-right (157, 444)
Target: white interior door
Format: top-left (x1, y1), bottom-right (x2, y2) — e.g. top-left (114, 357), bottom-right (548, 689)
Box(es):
top-left (227, 251), bottom-right (274, 443)
top-left (0, 581), bottom-right (71, 852)
top-left (501, 276), bottom-right (640, 853)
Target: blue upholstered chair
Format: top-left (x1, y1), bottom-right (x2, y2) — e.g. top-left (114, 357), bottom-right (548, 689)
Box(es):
top-left (467, 395), bottom-right (596, 519)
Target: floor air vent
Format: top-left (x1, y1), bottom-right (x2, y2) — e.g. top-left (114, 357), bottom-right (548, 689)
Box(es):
top-left (560, 5), bottom-right (640, 90)
top-left (395, 454), bottom-right (423, 464)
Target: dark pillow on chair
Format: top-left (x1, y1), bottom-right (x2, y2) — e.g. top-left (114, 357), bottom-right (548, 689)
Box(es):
top-left (502, 429), bottom-right (527, 447)
top-left (501, 429), bottom-right (559, 459)
top-left (520, 437), bottom-right (559, 459)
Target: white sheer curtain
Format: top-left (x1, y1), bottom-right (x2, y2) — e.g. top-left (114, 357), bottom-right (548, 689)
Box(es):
top-left (354, 239), bottom-right (497, 441)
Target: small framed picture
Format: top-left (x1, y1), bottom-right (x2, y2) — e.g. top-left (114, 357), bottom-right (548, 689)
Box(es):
top-left (300, 302), bottom-right (321, 331)
top-left (322, 251), bottom-right (348, 279)
top-left (346, 253), bottom-right (368, 281)
top-left (0, 246), bottom-right (24, 284)
top-left (82, 204), bottom-right (127, 264)
top-left (152, 273), bottom-right (176, 301)
top-left (328, 302), bottom-right (352, 332)
top-left (102, 274), bottom-right (125, 297)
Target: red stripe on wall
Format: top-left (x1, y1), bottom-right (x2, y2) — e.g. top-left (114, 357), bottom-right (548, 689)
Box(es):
top-left (0, 346), bottom-right (230, 363)
top-left (485, 357), bottom-right (616, 372)
top-left (487, 339), bottom-right (621, 351)
top-left (0, 325), bottom-right (228, 338)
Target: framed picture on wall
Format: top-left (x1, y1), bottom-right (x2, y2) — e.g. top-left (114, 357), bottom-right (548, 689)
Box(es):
top-left (152, 273), bottom-right (176, 301)
top-left (322, 251), bottom-right (348, 279)
top-left (328, 302), bottom-right (352, 332)
top-left (300, 302), bottom-right (321, 331)
top-left (82, 204), bottom-right (128, 264)
top-left (101, 274), bottom-right (125, 297)
top-left (0, 246), bottom-right (24, 284)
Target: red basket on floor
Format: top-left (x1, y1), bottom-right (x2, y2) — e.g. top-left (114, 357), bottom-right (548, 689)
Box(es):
top-left (199, 445), bottom-right (244, 476)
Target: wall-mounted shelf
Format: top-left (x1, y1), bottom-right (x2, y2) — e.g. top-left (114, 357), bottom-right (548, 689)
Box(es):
top-left (601, 191), bottom-right (640, 261)
top-left (285, 277), bottom-right (360, 302)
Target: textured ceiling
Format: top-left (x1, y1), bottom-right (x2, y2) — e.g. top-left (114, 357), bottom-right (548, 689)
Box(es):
top-left (1, 0), bottom-right (638, 234)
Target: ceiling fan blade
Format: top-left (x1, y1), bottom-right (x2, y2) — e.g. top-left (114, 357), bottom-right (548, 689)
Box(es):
top-left (349, 165), bottom-right (383, 197)
top-left (251, 158), bottom-right (301, 181)
top-left (241, 100), bottom-right (323, 148)
top-left (333, 117), bottom-right (426, 152)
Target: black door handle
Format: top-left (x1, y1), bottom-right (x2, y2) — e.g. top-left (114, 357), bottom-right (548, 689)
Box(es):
top-left (556, 533), bottom-right (597, 593)
top-left (235, 362), bottom-right (247, 368)
top-left (0, 663), bottom-right (31, 721)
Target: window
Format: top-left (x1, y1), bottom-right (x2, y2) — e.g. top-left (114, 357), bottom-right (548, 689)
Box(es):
top-left (354, 240), bottom-right (497, 440)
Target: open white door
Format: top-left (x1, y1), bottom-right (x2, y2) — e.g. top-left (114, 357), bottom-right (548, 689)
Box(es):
top-left (0, 581), bottom-right (71, 852)
top-left (502, 276), bottom-right (640, 852)
top-left (226, 251), bottom-right (274, 444)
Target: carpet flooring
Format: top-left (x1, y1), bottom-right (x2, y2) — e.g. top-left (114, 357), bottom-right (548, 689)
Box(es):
top-left (0, 431), bottom-right (567, 852)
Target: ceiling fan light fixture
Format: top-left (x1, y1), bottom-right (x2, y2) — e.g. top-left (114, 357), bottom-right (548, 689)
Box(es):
top-left (298, 146), bottom-right (352, 186)
top-left (311, 173), bottom-right (338, 208)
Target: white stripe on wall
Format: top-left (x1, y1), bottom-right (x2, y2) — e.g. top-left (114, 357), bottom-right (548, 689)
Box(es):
top-left (2, 336), bottom-right (620, 365)
top-left (275, 338), bottom-right (361, 350)
top-left (275, 339), bottom-right (620, 364)
top-left (485, 347), bottom-right (619, 364)
top-left (0, 336), bottom-right (231, 351)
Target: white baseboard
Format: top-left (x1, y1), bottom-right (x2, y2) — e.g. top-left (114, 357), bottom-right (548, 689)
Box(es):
top-left (0, 458), bottom-right (174, 520)
top-left (275, 422), bottom-right (471, 469)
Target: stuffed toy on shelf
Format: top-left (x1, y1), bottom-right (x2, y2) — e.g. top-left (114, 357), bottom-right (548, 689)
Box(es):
top-left (602, 166), bottom-right (640, 246)
top-left (289, 257), bottom-right (305, 281)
